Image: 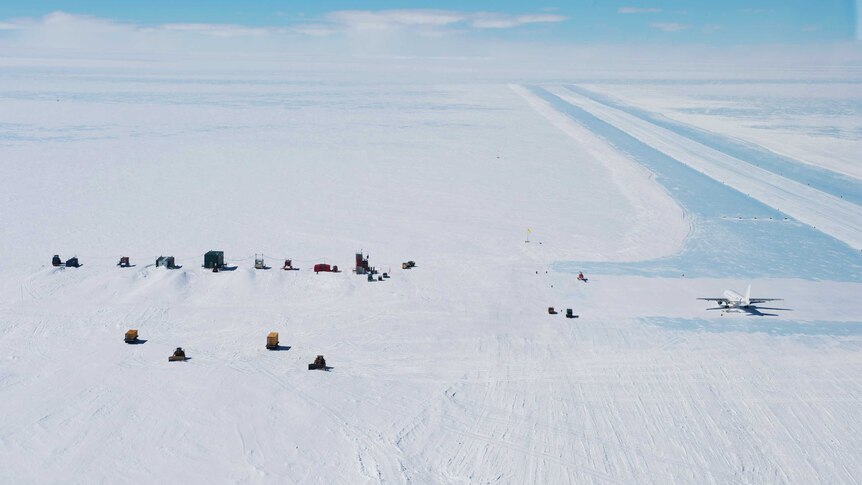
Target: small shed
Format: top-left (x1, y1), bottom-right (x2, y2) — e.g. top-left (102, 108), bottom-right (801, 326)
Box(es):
top-left (266, 332), bottom-right (279, 350)
top-left (156, 256), bottom-right (176, 268)
top-left (204, 251), bottom-right (224, 269)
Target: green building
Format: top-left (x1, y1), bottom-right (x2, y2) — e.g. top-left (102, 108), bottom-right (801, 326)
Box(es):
top-left (204, 250), bottom-right (224, 269)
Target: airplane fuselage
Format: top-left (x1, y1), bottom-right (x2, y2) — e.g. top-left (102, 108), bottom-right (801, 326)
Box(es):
top-left (722, 289), bottom-right (749, 307)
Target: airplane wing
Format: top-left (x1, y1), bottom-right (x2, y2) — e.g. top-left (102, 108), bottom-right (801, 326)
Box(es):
top-left (749, 298), bottom-right (783, 303)
top-left (697, 298), bottom-right (728, 302)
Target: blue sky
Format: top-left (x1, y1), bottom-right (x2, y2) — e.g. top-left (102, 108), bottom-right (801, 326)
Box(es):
top-left (0, 0), bottom-right (858, 44)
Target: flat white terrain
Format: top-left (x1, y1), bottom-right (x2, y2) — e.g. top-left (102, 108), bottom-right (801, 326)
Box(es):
top-left (1, 65), bottom-right (861, 484)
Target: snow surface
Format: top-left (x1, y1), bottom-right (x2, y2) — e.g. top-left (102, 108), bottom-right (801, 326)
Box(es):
top-left (1, 66), bottom-right (861, 484)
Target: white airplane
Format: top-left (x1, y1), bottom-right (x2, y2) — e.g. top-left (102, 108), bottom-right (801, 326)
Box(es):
top-left (698, 284), bottom-right (784, 315)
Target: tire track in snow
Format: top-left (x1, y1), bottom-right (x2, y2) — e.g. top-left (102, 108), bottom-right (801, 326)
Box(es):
top-left (234, 423), bottom-right (267, 480)
top-left (253, 364), bottom-right (407, 483)
top-left (437, 414), bottom-right (621, 483)
top-left (434, 338), bottom-right (623, 483)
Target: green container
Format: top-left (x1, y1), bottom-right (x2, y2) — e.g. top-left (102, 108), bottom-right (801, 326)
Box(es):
top-left (204, 250), bottom-right (224, 269)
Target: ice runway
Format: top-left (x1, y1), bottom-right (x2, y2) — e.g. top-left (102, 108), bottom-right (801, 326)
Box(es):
top-left (515, 85), bottom-right (862, 281)
top-left (563, 84), bottom-right (862, 206)
top-left (542, 86), bottom-right (862, 251)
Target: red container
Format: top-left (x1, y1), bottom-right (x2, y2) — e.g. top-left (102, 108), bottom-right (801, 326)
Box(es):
top-left (314, 263), bottom-right (331, 273)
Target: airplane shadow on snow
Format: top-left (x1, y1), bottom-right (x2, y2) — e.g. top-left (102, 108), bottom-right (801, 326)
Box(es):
top-left (709, 306), bottom-right (794, 317)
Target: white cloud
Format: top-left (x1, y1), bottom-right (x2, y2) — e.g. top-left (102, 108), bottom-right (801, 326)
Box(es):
top-left (470, 13), bottom-right (566, 29)
top-left (160, 23), bottom-right (270, 38)
top-left (0, 8), bottom-right (566, 45)
top-left (618, 7), bottom-right (662, 14)
top-left (38, 10), bottom-right (130, 32)
top-left (0, 9), bottom-right (569, 60)
top-left (325, 10), bottom-right (466, 30)
top-left (469, 14), bottom-right (520, 29)
top-left (0, 11), bottom-right (146, 51)
top-left (290, 23), bottom-right (339, 37)
top-left (649, 22), bottom-right (689, 32)
top-left (0, 11), bottom-right (294, 57)
top-left (511, 14), bottom-right (567, 25)
top-left (324, 9), bottom-right (565, 31)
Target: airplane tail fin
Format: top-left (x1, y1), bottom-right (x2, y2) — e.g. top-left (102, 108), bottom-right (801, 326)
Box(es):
top-left (744, 284), bottom-right (751, 306)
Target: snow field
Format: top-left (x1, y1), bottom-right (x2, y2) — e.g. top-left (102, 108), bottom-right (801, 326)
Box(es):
top-left (0, 69), bottom-right (861, 483)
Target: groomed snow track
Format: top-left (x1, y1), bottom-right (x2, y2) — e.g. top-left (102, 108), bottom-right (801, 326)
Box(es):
top-left (539, 85), bottom-right (862, 251)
